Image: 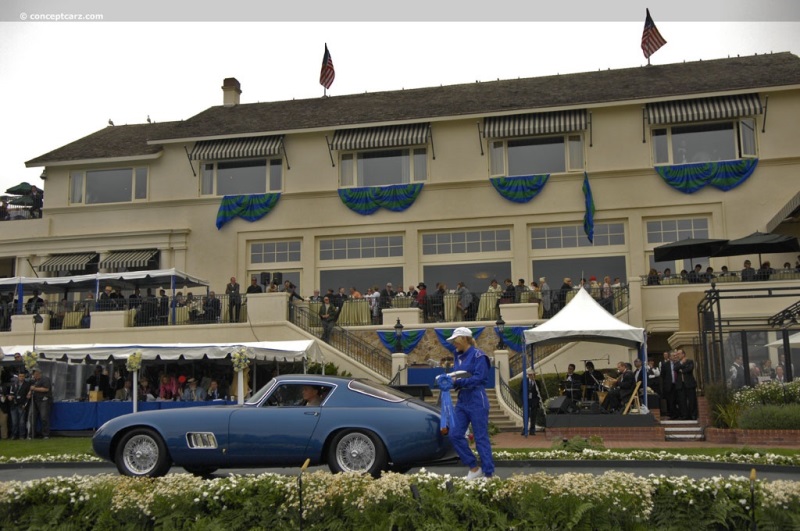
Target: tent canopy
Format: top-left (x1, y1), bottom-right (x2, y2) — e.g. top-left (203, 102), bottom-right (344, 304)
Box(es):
top-left (766, 332), bottom-right (800, 348)
top-left (524, 288), bottom-right (645, 349)
top-left (1, 340), bottom-right (321, 364)
top-left (0, 268), bottom-right (208, 296)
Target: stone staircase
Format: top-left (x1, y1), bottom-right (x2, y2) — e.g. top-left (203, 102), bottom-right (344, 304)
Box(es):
top-left (430, 388), bottom-right (519, 432)
top-left (662, 419), bottom-right (705, 441)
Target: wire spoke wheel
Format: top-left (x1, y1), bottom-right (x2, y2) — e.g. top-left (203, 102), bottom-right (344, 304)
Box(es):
top-left (115, 428), bottom-right (170, 477)
top-left (335, 432), bottom-right (376, 472)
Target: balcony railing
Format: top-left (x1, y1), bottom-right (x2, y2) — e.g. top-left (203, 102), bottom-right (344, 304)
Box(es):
top-left (641, 268), bottom-right (800, 286)
top-left (291, 303), bottom-right (392, 379)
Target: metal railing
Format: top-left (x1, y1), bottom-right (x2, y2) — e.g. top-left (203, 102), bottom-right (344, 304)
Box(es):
top-left (641, 268), bottom-right (800, 285)
top-left (292, 303), bottom-right (392, 379)
top-left (498, 374), bottom-right (523, 418)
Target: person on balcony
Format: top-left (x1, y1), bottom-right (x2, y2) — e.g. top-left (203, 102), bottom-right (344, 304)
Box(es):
top-left (226, 277), bottom-right (241, 322)
top-left (741, 260), bottom-right (756, 281)
top-left (319, 296), bottom-right (338, 343)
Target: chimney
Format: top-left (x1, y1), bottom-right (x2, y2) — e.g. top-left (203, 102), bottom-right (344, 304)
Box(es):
top-left (222, 77), bottom-right (241, 106)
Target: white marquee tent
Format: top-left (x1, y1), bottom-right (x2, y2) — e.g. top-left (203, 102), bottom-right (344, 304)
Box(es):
top-left (520, 288), bottom-right (647, 434)
top-left (1, 340), bottom-right (321, 364)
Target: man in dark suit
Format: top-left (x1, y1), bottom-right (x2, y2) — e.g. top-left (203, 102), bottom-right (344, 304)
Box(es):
top-left (226, 276), bottom-right (241, 323)
top-left (319, 295), bottom-right (338, 343)
top-left (659, 351), bottom-right (676, 417)
top-left (676, 349), bottom-right (698, 420)
top-left (522, 368), bottom-right (541, 435)
top-left (603, 362), bottom-right (634, 413)
top-left (203, 291), bottom-right (221, 322)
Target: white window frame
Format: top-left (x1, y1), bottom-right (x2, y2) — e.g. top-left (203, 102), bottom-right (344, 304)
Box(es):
top-left (69, 166), bottom-right (148, 205)
top-left (201, 157), bottom-right (283, 196)
top-left (319, 234), bottom-right (404, 261)
top-left (531, 222), bottom-right (626, 250)
top-left (250, 240), bottom-right (302, 265)
top-left (338, 147), bottom-right (428, 188)
top-left (422, 229), bottom-right (512, 256)
top-left (489, 133), bottom-right (584, 177)
top-left (651, 118), bottom-right (758, 166)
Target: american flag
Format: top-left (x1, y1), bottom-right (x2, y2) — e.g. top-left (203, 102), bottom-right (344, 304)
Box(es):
top-left (641, 8), bottom-right (667, 59)
top-left (319, 44), bottom-right (335, 90)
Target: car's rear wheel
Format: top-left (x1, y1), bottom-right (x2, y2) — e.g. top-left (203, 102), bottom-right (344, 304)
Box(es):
top-left (328, 429), bottom-right (387, 477)
top-left (115, 428), bottom-right (171, 477)
top-left (183, 466), bottom-right (219, 478)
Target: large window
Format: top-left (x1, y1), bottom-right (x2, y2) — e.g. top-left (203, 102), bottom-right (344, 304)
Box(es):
top-left (646, 218), bottom-right (708, 244)
top-left (339, 148), bottom-right (427, 188)
top-left (251, 240), bottom-right (301, 264)
top-left (490, 134), bottom-right (583, 177)
top-left (70, 167), bottom-right (147, 204)
top-left (652, 119), bottom-right (756, 165)
top-left (201, 158), bottom-right (282, 196)
top-left (320, 235), bottom-right (403, 261)
top-left (531, 223), bottom-right (625, 249)
top-left (422, 230), bottom-right (511, 255)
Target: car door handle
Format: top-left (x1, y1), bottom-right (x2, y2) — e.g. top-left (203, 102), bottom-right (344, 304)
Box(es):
top-left (304, 411), bottom-right (319, 416)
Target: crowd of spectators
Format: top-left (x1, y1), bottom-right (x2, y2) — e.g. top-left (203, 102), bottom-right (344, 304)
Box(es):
top-left (646, 257), bottom-right (800, 285)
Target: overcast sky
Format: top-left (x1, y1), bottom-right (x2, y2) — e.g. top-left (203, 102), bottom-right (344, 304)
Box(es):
top-left (0, 1), bottom-right (799, 196)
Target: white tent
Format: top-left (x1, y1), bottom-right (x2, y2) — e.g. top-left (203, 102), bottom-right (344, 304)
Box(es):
top-left (766, 332), bottom-right (800, 347)
top-left (519, 288), bottom-right (647, 434)
top-left (524, 289), bottom-right (644, 349)
top-left (1, 340), bottom-right (321, 364)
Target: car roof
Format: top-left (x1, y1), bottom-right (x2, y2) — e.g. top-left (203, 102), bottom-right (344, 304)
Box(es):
top-left (272, 374), bottom-right (352, 384)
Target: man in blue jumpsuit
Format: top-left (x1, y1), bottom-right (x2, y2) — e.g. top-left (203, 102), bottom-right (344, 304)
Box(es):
top-left (447, 327), bottom-right (494, 480)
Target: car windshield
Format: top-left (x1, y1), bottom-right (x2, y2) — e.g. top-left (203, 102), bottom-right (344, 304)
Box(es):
top-left (246, 378), bottom-right (276, 405)
top-left (349, 379), bottom-right (407, 403)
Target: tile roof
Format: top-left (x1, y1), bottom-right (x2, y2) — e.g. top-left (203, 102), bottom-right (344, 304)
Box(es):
top-left (27, 53), bottom-right (800, 165)
top-left (26, 122), bottom-right (178, 166)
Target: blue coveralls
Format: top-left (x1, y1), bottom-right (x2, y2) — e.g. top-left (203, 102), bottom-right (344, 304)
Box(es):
top-left (448, 344), bottom-right (495, 477)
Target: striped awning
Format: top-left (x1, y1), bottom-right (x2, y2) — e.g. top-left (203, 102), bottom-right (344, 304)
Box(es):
top-left (99, 250), bottom-right (158, 270)
top-left (646, 93), bottom-right (763, 125)
top-left (189, 135), bottom-right (284, 161)
top-left (484, 110), bottom-right (588, 138)
top-left (38, 253), bottom-right (98, 273)
top-left (330, 123), bottom-right (430, 150)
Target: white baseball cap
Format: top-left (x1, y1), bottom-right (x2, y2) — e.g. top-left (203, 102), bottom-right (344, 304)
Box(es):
top-left (446, 327), bottom-right (473, 341)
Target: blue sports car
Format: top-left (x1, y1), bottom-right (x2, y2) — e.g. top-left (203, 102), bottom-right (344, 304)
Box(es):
top-left (93, 375), bottom-right (456, 477)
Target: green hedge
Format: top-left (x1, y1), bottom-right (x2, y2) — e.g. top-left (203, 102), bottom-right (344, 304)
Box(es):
top-left (739, 404), bottom-right (800, 430)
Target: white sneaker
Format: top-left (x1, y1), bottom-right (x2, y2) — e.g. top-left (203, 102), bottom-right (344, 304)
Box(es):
top-left (465, 468), bottom-right (484, 480)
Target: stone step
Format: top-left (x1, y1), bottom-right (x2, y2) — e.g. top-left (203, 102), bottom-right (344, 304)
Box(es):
top-left (666, 433), bottom-right (705, 441)
top-left (664, 426), bottom-right (704, 433)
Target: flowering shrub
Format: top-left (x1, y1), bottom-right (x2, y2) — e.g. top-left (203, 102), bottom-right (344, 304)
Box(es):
top-left (0, 470), bottom-right (798, 529)
top-left (733, 380), bottom-right (800, 407)
top-left (125, 351), bottom-right (142, 372)
top-left (231, 348), bottom-right (250, 372)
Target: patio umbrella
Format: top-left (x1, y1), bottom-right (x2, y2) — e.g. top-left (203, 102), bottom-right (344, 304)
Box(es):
top-left (7, 195), bottom-right (32, 206)
top-left (711, 231), bottom-right (800, 265)
top-left (5, 182), bottom-right (33, 195)
top-left (653, 238), bottom-right (730, 263)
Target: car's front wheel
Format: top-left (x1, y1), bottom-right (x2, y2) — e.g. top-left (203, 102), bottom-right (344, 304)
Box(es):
top-left (115, 428), bottom-right (171, 477)
top-left (328, 429), bottom-right (387, 477)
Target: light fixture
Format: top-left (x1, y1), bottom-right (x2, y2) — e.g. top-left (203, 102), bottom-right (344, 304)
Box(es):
top-left (394, 318), bottom-right (404, 353)
top-left (496, 314), bottom-right (505, 349)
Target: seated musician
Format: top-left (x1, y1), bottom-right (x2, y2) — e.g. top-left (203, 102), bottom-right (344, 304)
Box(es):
top-left (561, 363), bottom-right (582, 400)
top-left (582, 361), bottom-right (605, 400)
top-left (602, 362), bottom-right (635, 413)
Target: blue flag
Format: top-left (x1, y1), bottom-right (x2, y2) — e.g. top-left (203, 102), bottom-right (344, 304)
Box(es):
top-left (583, 172), bottom-right (595, 243)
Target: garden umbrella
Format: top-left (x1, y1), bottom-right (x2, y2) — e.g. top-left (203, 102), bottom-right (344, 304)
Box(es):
top-left (8, 195), bottom-right (32, 206)
top-left (653, 238), bottom-right (729, 264)
top-left (711, 231), bottom-right (800, 265)
top-left (5, 182), bottom-right (33, 195)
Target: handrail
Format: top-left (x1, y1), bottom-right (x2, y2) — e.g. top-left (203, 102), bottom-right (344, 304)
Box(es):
top-left (291, 303), bottom-right (392, 379)
top-left (498, 374), bottom-right (523, 418)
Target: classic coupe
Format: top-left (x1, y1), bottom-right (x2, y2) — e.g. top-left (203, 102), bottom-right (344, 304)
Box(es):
top-left (92, 375), bottom-right (456, 477)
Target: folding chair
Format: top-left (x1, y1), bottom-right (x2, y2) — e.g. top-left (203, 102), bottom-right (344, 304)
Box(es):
top-left (623, 381), bottom-right (642, 415)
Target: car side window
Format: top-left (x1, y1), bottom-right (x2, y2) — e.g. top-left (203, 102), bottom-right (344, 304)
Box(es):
top-left (264, 384), bottom-right (331, 407)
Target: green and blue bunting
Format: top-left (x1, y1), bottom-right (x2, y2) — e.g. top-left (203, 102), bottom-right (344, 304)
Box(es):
top-left (655, 159), bottom-right (758, 194)
top-left (489, 174), bottom-right (550, 203)
top-left (338, 183), bottom-right (423, 215)
top-left (216, 193), bottom-right (281, 229)
top-left (434, 327), bottom-right (486, 354)
top-left (495, 326), bottom-right (530, 353)
top-left (582, 172), bottom-right (595, 243)
top-left (376, 329), bottom-right (426, 355)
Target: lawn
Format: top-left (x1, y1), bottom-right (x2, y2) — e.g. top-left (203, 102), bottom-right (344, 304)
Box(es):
top-left (0, 435), bottom-right (798, 462)
top-left (0, 436), bottom-right (94, 459)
